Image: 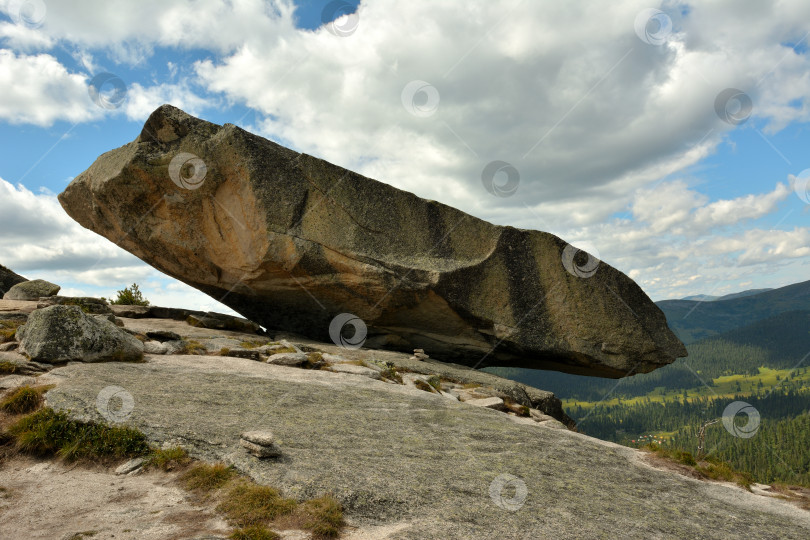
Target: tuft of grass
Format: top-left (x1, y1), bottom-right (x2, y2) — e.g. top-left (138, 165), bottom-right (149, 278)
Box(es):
top-left (240, 340), bottom-right (272, 349)
top-left (217, 481), bottom-right (297, 527)
top-left (380, 368), bottom-right (402, 384)
top-left (8, 407), bottom-right (150, 462)
top-left (426, 375), bottom-right (442, 392)
top-left (0, 361), bottom-right (19, 374)
top-left (0, 385), bottom-right (51, 414)
top-left (413, 379), bottom-right (434, 393)
top-left (181, 462), bottom-right (236, 493)
top-left (267, 346), bottom-right (296, 355)
top-left (179, 340), bottom-right (208, 355)
top-left (219, 347), bottom-right (232, 356)
top-left (65, 532), bottom-right (98, 539)
top-left (147, 446), bottom-right (191, 471)
top-left (229, 524), bottom-right (280, 540)
top-left (0, 320), bottom-right (21, 343)
top-left (462, 382), bottom-right (482, 389)
top-left (299, 494), bottom-right (344, 538)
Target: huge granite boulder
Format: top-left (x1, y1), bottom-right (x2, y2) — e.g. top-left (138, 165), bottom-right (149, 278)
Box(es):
top-left (59, 105), bottom-right (686, 377)
top-left (3, 278), bottom-right (59, 301)
top-left (0, 264), bottom-right (27, 296)
top-left (17, 305), bottom-right (144, 363)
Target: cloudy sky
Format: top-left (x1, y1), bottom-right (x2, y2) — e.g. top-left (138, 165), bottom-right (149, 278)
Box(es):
top-left (1, 0), bottom-right (809, 313)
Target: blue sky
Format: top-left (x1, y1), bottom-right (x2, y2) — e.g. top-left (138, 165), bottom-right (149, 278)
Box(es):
top-left (1, 0), bottom-right (809, 313)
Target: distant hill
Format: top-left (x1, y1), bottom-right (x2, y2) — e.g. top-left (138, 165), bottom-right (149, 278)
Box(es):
top-left (679, 288), bottom-right (772, 303)
top-left (713, 288), bottom-right (773, 301)
top-left (656, 280), bottom-right (810, 344)
top-left (486, 309), bottom-right (810, 401)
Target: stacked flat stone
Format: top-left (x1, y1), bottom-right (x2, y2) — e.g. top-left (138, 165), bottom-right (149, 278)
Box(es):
top-left (411, 349), bottom-right (429, 361)
top-left (240, 430), bottom-right (282, 458)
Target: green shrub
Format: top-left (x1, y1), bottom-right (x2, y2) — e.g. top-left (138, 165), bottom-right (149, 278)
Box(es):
top-left (109, 283), bottom-right (150, 306)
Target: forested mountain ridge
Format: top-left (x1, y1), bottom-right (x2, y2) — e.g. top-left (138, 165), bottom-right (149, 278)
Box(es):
top-left (657, 279), bottom-right (810, 344)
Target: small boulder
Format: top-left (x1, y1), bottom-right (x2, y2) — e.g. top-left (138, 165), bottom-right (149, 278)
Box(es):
top-left (115, 457), bottom-right (146, 475)
top-left (465, 397), bottom-right (506, 410)
top-left (240, 431), bottom-right (281, 458)
top-left (3, 279), bottom-right (60, 301)
top-left (143, 340), bottom-right (169, 355)
top-left (16, 305), bottom-right (144, 363)
top-left (266, 352), bottom-right (308, 366)
top-left (241, 430), bottom-right (276, 446)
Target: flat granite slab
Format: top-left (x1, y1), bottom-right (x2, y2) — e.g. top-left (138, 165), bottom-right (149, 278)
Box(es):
top-left (42, 354), bottom-right (810, 540)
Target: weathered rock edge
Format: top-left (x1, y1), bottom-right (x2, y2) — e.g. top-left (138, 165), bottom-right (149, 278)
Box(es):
top-left (59, 104), bottom-right (686, 377)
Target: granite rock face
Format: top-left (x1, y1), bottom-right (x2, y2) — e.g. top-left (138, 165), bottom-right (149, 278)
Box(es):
top-left (59, 105), bottom-right (686, 377)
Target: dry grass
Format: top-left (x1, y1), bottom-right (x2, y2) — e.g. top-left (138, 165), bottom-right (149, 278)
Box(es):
top-left (229, 524), bottom-right (280, 540)
top-left (0, 385), bottom-right (52, 414)
top-left (0, 361), bottom-right (19, 375)
top-left (179, 340), bottom-right (208, 355)
top-left (181, 462), bottom-right (236, 493)
top-left (147, 446), bottom-right (191, 471)
top-left (0, 320), bottom-right (22, 343)
top-left (217, 481), bottom-right (297, 527)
